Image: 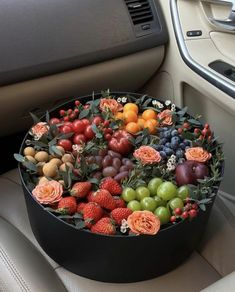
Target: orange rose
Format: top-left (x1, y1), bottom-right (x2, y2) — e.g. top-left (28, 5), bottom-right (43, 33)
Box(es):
top-left (185, 147), bottom-right (212, 163)
top-left (99, 98), bottom-right (123, 115)
top-left (32, 180), bottom-right (63, 205)
top-left (133, 146), bottom-right (161, 165)
top-left (127, 211), bottom-right (160, 235)
top-left (158, 109), bottom-right (173, 126)
top-left (30, 122), bottom-right (49, 139)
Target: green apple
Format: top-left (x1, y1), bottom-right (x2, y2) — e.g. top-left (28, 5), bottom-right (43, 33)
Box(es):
top-left (127, 200), bottom-right (142, 211)
top-left (157, 181), bottom-right (177, 201)
top-left (140, 197), bottom-right (157, 212)
top-left (154, 207), bottom-right (171, 225)
top-left (169, 197), bottom-right (184, 210)
top-left (136, 186), bottom-right (150, 201)
top-left (148, 178), bottom-right (163, 196)
top-left (177, 185), bottom-right (189, 200)
top-left (122, 187), bottom-right (136, 202)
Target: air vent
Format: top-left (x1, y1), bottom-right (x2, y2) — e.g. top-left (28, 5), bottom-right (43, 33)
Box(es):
top-left (125, 0), bottom-right (154, 25)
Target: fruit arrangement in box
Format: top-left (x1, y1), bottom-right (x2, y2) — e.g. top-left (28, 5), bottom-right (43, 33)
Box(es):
top-left (15, 91), bottom-right (224, 236)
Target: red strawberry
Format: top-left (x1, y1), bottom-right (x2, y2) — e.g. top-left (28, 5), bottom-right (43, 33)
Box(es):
top-left (91, 189), bottom-right (116, 210)
top-left (111, 208), bottom-right (132, 225)
top-left (113, 196), bottom-right (126, 208)
top-left (77, 202), bottom-right (87, 213)
top-left (91, 217), bottom-right (116, 235)
top-left (71, 182), bottom-right (91, 198)
top-left (57, 197), bottom-right (77, 215)
top-left (87, 191), bottom-right (95, 202)
top-left (83, 202), bottom-right (103, 228)
top-left (99, 178), bottom-right (122, 195)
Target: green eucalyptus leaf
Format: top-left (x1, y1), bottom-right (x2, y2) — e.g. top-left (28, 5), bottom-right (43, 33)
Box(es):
top-left (22, 161), bottom-right (38, 172)
top-left (29, 112), bottom-right (41, 124)
top-left (14, 153), bottom-right (25, 163)
top-left (74, 219), bottom-right (86, 229)
top-left (79, 109), bottom-right (90, 119)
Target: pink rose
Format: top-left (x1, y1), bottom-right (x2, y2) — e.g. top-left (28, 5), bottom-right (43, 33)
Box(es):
top-left (32, 180), bottom-right (63, 205)
top-left (30, 122), bottom-right (48, 139)
top-left (133, 146), bottom-right (161, 165)
top-left (99, 98), bottom-right (123, 115)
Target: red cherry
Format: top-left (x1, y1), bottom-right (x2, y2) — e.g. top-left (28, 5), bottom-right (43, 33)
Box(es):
top-left (170, 216), bottom-right (177, 223)
top-left (201, 128), bottom-right (208, 137)
top-left (189, 209), bottom-right (197, 218)
top-left (60, 125), bottom-right (74, 134)
top-left (174, 208), bottom-right (182, 216)
top-left (73, 120), bottom-right (86, 134)
top-left (183, 122), bottom-right (190, 129)
top-left (73, 134), bottom-right (86, 145)
top-left (58, 139), bottom-right (72, 151)
top-left (105, 134), bottom-right (112, 141)
top-left (74, 108), bottom-right (79, 114)
top-left (67, 109), bottom-right (73, 115)
top-left (194, 128), bottom-right (200, 134)
top-left (103, 120), bottom-right (110, 127)
top-left (82, 119), bottom-right (90, 127)
top-left (178, 128), bottom-right (183, 134)
top-left (60, 110), bottom-right (65, 116)
top-left (49, 118), bottom-right (60, 125)
top-left (92, 116), bottom-right (104, 126)
top-left (63, 116), bottom-right (69, 122)
top-left (84, 125), bottom-right (95, 140)
top-left (204, 123), bottom-right (209, 129)
top-left (75, 100), bottom-right (80, 106)
top-left (181, 211), bottom-right (189, 219)
top-left (64, 121), bottom-right (73, 128)
top-left (70, 113), bottom-right (76, 120)
top-left (191, 203), bottom-right (198, 210)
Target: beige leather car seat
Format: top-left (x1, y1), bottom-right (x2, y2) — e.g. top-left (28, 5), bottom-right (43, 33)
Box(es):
top-left (0, 169), bottom-right (234, 292)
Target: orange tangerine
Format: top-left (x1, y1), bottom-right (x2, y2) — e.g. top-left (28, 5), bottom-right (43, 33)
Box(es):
top-left (123, 110), bottom-right (138, 124)
top-left (115, 112), bottom-right (123, 120)
top-left (125, 122), bottom-right (140, 134)
top-left (137, 118), bottom-right (146, 129)
top-left (142, 109), bottom-right (157, 121)
top-left (144, 119), bottom-right (158, 134)
top-left (123, 103), bottom-right (139, 114)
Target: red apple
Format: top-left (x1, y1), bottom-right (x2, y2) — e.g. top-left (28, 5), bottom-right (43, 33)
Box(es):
top-left (175, 160), bottom-right (209, 186)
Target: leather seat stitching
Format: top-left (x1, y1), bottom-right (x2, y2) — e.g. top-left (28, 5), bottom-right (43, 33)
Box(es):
top-left (0, 246), bottom-right (31, 292)
top-left (0, 276), bottom-right (8, 292)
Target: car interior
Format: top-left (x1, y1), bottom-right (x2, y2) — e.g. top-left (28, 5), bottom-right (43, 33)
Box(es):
top-left (0, 0), bottom-right (235, 291)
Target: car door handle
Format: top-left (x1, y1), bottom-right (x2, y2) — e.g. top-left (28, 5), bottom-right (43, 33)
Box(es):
top-left (202, 0), bottom-right (235, 31)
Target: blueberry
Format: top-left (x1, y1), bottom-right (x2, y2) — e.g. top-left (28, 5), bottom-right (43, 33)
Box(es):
top-left (164, 131), bottom-right (171, 140)
top-left (165, 147), bottom-right (174, 156)
top-left (159, 138), bottom-right (167, 145)
top-left (153, 145), bottom-right (162, 151)
top-left (171, 129), bottom-right (178, 137)
top-left (183, 139), bottom-right (191, 146)
top-left (159, 132), bottom-right (164, 138)
top-left (176, 149), bottom-right (184, 158)
top-left (165, 142), bottom-right (171, 148)
top-left (162, 127), bottom-right (168, 131)
top-left (171, 136), bottom-right (180, 144)
top-left (160, 151), bottom-right (167, 159)
top-left (180, 143), bottom-right (186, 150)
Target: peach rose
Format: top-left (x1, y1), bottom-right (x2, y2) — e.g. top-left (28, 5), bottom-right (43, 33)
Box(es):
top-left (99, 98), bottom-right (123, 115)
top-left (133, 146), bottom-right (161, 165)
top-left (185, 147), bottom-right (212, 163)
top-left (32, 180), bottom-right (63, 205)
top-left (127, 211), bottom-right (160, 235)
top-left (30, 122), bottom-right (49, 139)
top-left (158, 109), bottom-right (173, 126)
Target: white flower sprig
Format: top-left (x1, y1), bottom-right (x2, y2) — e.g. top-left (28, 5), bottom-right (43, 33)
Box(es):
top-left (171, 104), bottom-right (176, 111)
top-left (120, 219), bottom-right (129, 233)
top-left (165, 100), bottom-right (171, 106)
top-left (117, 96), bottom-right (127, 103)
top-left (166, 154), bottom-right (177, 171)
top-left (152, 100), bottom-right (164, 108)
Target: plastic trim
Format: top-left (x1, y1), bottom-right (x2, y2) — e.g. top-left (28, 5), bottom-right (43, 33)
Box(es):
top-left (170, 0), bottom-right (235, 98)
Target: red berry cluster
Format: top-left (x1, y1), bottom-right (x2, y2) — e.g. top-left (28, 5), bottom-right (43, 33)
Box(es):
top-left (194, 123), bottom-right (212, 141)
top-left (177, 122), bottom-right (190, 134)
top-left (170, 199), bottom-right (199, 223)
